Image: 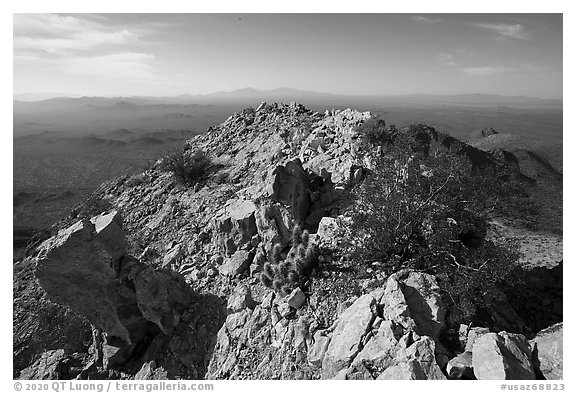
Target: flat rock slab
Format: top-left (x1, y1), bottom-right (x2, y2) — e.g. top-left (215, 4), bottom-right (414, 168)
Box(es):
top-left (321, 294), bottom-right (375, 379)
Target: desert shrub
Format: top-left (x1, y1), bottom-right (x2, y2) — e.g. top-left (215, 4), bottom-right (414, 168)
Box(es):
top-left (355, 116), bottom-right (394, 146)
top-left (344, 129), bottom-right (523, 325)
top-left (161, 148), bottom-right (211, 186)
top-left (260, 225), bottom-right (319, 296)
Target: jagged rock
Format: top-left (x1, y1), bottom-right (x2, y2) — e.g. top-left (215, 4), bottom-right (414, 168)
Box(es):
top-left (380, 273), bottom-right (415, 332)
top-left (465, 327), bottom-right (491, 352)
top-left (19, 349), bottom-right (66, 380)
top-left (446, 351), bottom-right (475, 379)
top-left (351, 320), bottom-right (399, 370)
top-left (162, 244), bottom-right (183, 269)
top-left (34, 214), bottom-right (194, 370)
top-left (227, 283), bottom-right (256, 313)
top-left (308, 331), bottom-right (331, 367)
top-left (285, 287), bottom-right (306, 309)
top-left (531, 322), bottom-right (563, 380)
top-left (35, 218), bottom-right (136, 344)
top-left (402, 271), bottom-right (445, 341)
top-left (472, 332), bottom-right (535, 380)
top-left (218, 249), bottom-right (255, 277)
top-left (213, 199), bottom-right (258, 255)
top-left (277, 302), bottom-right (293, 318)
top-left (89, 211), bottom-right (126, 262)
top-left (270, 158), bottom-right (310, 221)
top-left (134, 361), bottom-right (169, 380)
top-left (316, 217), bottom-right (340, 249)
top-left (376, 336), bottom-right (446, 380)
top-left (321, 294), bottom-right (375, 378)
top-left (254, 204), bottom-right (293, 252)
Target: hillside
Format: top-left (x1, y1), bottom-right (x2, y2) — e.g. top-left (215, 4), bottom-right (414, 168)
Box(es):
top-left (13, 103), bottom-right (562, 380)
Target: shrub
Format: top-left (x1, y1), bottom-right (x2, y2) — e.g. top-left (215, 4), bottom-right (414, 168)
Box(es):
top-left (355, 116), bottom-right (394, 146)
top-left (161, 149), bottom-right (211, 186)
top-left (260, 225), bottom-right (319, 296)
top-left (344, 129), bottom-right (523, 325)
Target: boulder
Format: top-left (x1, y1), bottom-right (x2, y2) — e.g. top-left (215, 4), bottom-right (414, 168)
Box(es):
top-left (402, 271), bottom-right (445, 341)
top-left (351, 320), bottom-right (399, 370)
top-left (34, 215), bottom-right (194, 367)
top-left (286, 287), bottom-right (306, 309)
top-left (219, 249), bottom-right (255, 277)
top-left (321, 294), bottom-right (375, 378)
top-left (531, 322), bottom-right (563, 380)
top-left (447, 351), bottom-right (475, 379)
top-left (213, 199), bottom-right (258, 255)
top-left (376, 336), bottom-right (446, 380)
top-left (465, 327), bottom-right (491, 352)
top-left (270, 158), bottom-right (310, 221)
top-left (472, 332), bottom-right (535, 380)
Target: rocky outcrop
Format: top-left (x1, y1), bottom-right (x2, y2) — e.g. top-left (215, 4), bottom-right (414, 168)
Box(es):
top-left (321, 294), bottom-right (375, 378)
top-left (472, 332), bottom-right (535, 380)
top-left (531, 323), bottom-right (563, 380)
top-left (33, 211), bottom-right (196, 372)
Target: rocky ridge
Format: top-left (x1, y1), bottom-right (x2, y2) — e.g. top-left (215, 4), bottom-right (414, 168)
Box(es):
top-left (14, 102), bottom-right (562, 380)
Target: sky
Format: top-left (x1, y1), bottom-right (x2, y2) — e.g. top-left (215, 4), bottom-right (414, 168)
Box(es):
top-left (13, 13), bottom-right (563, 99)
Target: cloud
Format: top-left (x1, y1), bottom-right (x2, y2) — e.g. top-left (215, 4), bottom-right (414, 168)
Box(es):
top-left (460, 66), bottom-right (516, 76)
top-left (63, 53), bottom-right (160, 81)
top-left (436, 53), bottom-right (457, 67)
top-left (14, 14), bottom-right (163, 84)
top-left (411, 16), bottom-right (441, 24)
top-left (14, 14), bottom-right (142, 54)
top-left (471, 22), bottom-right (530, 41)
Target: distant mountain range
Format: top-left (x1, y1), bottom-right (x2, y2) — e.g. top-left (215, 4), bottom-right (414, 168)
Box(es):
top-left (15, 88), bottom-right (562, 107)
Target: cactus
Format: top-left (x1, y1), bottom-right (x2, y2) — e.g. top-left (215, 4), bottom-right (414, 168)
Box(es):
top-left (259, 224), bottom-right (320, 296)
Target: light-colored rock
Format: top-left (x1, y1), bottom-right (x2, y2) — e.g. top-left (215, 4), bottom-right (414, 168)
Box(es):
top-left (446, 351), bottom-right (475, 379)
top-left (286, 287), bottom-right (306, 309)
top-left (213, 199), bottom-right (258, 255)
top-left (227, 283), bottom-right (255, 313)
top-left (376, 336), bottom-right (446, 380)
top-left (34, 215), bottom-right (193, 367)
top-left (219, 249), bottom-right (254, 277)
top-left (134, 361), bottom-right (169, 380)
top-left (531, 322), bottom-right (563, 380)
top-left (472, 332), bottom-right (535, 380)
top-left (380, 273), bottom-right (416, 332)
top-left (308, 331), bottom-right (331, 367)
top-left (321, 294), bottom-right (375, 378)
top-left (277, 302), bottom-right (293, 318)
top-left (352, 320), bottom-right (398, 370)
top-left (465, 327), bottom-right (491, 352)
top-left (162, 243), bottom-right (183, 269)
top-left (402, 271), bottom-right (445, 341)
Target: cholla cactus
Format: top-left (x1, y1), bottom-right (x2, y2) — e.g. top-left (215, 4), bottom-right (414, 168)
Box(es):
top-left (260, 225), bottom-right (319, 296)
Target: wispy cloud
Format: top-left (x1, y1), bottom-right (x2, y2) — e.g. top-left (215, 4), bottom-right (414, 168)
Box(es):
top-left (460, 66), bottom-right (516, 77)
top-left (411, 16), bottom-right (441, 24)
top-left (436, 53), bottom-right (457, 67)
top-left (471, 22), bottom-right (530, 41)
top-left (14, 14), bottom-right (161, 83)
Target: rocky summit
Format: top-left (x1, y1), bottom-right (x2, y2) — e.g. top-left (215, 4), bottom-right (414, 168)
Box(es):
top-left (13, 102), bottom-right (562, 380)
